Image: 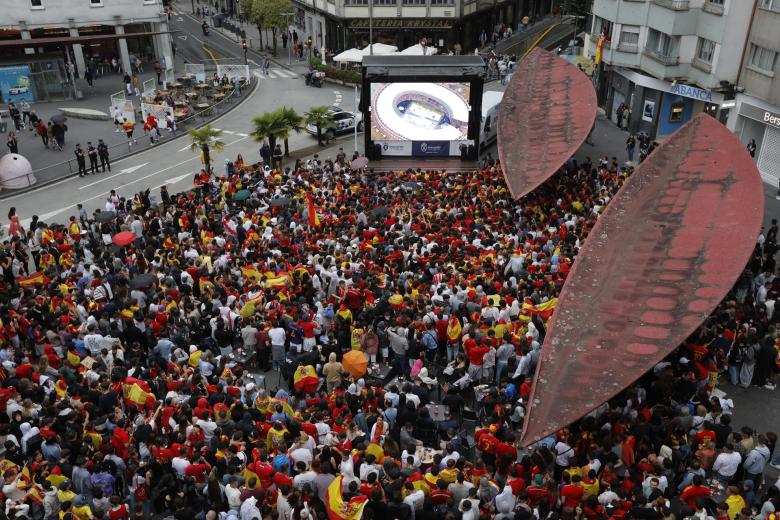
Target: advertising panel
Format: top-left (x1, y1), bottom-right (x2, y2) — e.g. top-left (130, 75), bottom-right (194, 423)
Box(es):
top-left (0, 65), bottom-right (34, 103)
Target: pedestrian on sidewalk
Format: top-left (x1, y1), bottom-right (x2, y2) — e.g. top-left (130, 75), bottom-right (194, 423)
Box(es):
top-left (124, 73), bottom-right (133, 95)
top-left (155, 60), bottom-right (162, 84)
top-left (747, 139), bottom-right (757, 158)
top-left (626, 134), bottom-right (636, 163)
top-left (123, 118), bottom-right (137, 147)
top-left (52, 121), bottom-right (67, 150)
top-left (35, 120), bottom-right (48, 148)
top-left (85, 69), bottom-right (94, 87)
top-left (263, 58), bottom-right (270, 75)
top-left (28, 110), bottom-right (39, 132)
top-left (87, 142), bottom-right (99, 174)
top-left (8, 103), bottom-right (21, 131)
top-left (7, 132), bottom-right (18, 154)
top-left (46, 122), bottom-right (58, 150)
top-left (20, 100), bottom-right (30, 128)
top-left (74, 144), bottom-right (88, 177)
top-left (132, 74), bottom-right (141, 96)
top-left (97, 139), bottom-right (110, 171)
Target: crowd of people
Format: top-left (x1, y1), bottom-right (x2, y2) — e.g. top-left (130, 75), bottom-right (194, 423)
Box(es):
top-left (0, 149), bottom-right (778, 520)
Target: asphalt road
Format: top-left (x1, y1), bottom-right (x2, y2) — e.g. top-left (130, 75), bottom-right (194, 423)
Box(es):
top-left (0, 67), bottom-right (356, 228)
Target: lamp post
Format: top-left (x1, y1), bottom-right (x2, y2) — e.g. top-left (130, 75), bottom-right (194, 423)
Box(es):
top-left (242, 39), bottom-right (248, 64)
top-left (369, 0), bottom-right (374, 55)
top-left (282, 12), bottom-right (295, 64)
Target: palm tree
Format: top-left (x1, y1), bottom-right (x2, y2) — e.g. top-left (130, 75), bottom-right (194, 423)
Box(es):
top-left (278, 106), bottom-right (303, 157)
top-left (305, 106), bottom-right (335, 146)
top-left (251, 110), bottom-right (288, 153)
top-left (188, 125), bottom-right (224, 172)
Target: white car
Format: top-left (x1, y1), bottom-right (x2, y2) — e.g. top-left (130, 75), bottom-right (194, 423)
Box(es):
top-left (8, 86), bottom-right (29, 95)
top-left (306, 106), bottom-right (363, 140)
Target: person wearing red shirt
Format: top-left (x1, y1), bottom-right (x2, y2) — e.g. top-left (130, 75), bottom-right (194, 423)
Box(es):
top-left (430, 479), bottom-right (453, 506)
top-left (526, 475), bottom-right (552, 508)
top-left (111, 418), bottom-right (131, 459)
top-left (184, 457), bottom-right (211, 484)
top-left (693, 422), bottom-right (717, 449)
top-left (680, 476), bottom-right (712, 511)
top-left (106, 497), bottom-right (129, 520)
top-left (560, 474), bottom-right (585, 509)
top-left (272, 468), bottom-right (293, 490)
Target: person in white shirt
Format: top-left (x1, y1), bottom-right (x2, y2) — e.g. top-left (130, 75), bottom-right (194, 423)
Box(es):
top-left (555, 439), bottom-right (574, 470)
top-left (195, 415), bottom-right (218, 442)
top-left (292, 461), bottom-right (316, 491)
top-left (402, 483), bottom-right (425, 520)
top-left (224, 476), bottom-right (242, 511)
top-left (712, 443), bottom-right (742, 484)
top-left (171, 448), bottom-right (190, 478)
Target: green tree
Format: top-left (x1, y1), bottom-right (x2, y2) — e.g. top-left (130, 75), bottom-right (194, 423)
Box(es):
top-left (252, 109), bottom-right (289, 156)
top-left (304, 106), bottom-right (335, 145)
top-left (252, 0), bottom-right (293, 56)
top-left (244, 0), bottom-right (263, 50)
top-left (189, 124), bottom-right (224, 172)
top-left (278, 106), bottom-right (303, 156)
top-left (561, 0), bottom-right (589, 16)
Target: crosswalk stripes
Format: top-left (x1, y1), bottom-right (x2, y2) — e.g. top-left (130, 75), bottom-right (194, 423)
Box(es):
top-left (252, 69), bottom-right (299, 79)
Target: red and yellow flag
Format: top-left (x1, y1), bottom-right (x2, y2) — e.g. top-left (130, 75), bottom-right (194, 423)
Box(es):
top-left (326, 475), bottom-right (368, 520)
top-left (522, 298), bottom-right (558, 320)
top-left (595, 37), bottom-right (605, 65)
top-left (17, 272), bottom-right (46, 287)
top-left (293, 365), bottom-right (319, 393)
top-left (124, 383), bottom-right (155, 408)
top-left (447, 316), bottom-right (462, 343)
top-left (241, 266), bottom-right (263, 281)
top-left (25, 484), bottom-right (43, 505)
top-left (306, 191), bottom-right (321, 228)
top-left (265, 273), bottom-right (290, 289)
top-left (67, 350), bottom-right (80, 367)
top-left (199, 278), bottom-right (215, 294)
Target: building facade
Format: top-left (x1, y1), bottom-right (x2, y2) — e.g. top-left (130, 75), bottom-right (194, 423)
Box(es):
top-left (585, 0), bottom-right (750, 139)
top-left (0, 0), bottom-right (172, 100)
top-left (285, 0), bottom-right (552, 55)
top-left (726, 1), bottom-right (780, 182)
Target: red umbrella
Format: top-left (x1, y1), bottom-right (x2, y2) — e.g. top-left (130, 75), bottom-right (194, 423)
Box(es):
top-left (112, 231), bottom-right (137, 247)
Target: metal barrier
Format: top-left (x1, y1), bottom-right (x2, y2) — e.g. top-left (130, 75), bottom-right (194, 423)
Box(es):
top-left (6, 75), bottom-right (255, 195)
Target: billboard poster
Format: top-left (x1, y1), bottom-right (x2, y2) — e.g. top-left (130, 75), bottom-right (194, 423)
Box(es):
top-left (412, 140), bottom-right (450, 157)
top-left (0, 65), bottom-right (34, 103)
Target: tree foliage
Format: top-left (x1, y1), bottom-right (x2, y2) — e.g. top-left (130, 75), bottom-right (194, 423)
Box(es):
top-left (189, 124), bottom-right (224, 171)
top-left (304, 106), bottom-right (335, 145)
top-left (249, 0), bottom-right (293, 56)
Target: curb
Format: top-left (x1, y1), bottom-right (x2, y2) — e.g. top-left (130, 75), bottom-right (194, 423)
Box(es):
top-left (0, 79), bottom-right (257, 200)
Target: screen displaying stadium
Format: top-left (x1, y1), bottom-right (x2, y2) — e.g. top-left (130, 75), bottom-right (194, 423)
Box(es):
top-left (370, 82), bottom-right (471, 142)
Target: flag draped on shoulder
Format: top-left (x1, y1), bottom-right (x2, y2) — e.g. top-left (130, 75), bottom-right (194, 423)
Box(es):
top-left (306, 191), bottom-right (321, 228)
top-left (447, 316), bottom-right (462, 343)
top-left (326, 475), bottom-right (368, 520)
top-left (293, 365), bottom-right (319, 394)
top-left (522, 298), bottom-right (558, 320)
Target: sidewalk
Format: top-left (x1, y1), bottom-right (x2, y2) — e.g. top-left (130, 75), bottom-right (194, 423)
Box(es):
top-left (2, 54), bottom-right (253, 194)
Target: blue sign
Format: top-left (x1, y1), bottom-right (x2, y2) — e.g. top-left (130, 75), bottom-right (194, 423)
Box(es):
top-left (412, 140), bottom-right (449, 157)
top-left (669, 83), bottom-right (712, 102)
top-left (0, 65), bottom-right (34, 103)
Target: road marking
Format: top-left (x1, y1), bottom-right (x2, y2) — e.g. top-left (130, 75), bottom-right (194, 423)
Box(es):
top-left (79, 163), bottom-right (149, 190)
top-left (248, 59), bottom-right (260, 66)
top-left (178, 144), bottom-right (192, 152)
top-left (178, 35), bottom-right (187, 41)
top-left (237, 133), bottom-right (248, 137)
top-left (222, 130), bottom-right (235, 134)
top-left (203, 45), bottom-right (219, 63)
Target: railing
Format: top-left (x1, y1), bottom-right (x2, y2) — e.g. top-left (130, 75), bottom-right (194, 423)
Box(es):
top-left (4, 76), bottom-right (255, 196)
top-left (617, 42), bottom-right (639, 53)
top-left (643, 48), bottom-right (680, 65)
top-left (703, 1), bottom-right (725, 14)
top-left (651, 0), bottom-right (690, 10)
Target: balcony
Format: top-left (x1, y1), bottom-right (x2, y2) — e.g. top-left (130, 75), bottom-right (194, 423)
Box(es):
top-left (651, 0), bottom-right (689, 10)
top-left (702, 1), bottom-right (724, 14)
top-left (643, 47), bottom-right (680, 65)
top-left (617, 42), bottom-right (639, 53)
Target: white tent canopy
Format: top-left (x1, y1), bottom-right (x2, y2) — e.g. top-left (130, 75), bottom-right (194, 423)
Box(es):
top-left (332, 48), bottom-right (364, 63)
top-left (361, 43), bottom-right (398, 55)
top-left (400, 43), bottom-right (438, 56)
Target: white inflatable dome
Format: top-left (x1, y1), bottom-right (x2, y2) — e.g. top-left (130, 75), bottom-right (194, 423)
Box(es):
top-left (0, 153), bottom-right (36, 190)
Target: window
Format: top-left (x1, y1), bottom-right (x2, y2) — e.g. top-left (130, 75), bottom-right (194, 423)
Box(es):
top-left (646, 29), bottom-right (677, 57)
top-left (345, 0), bottom-right (367, 5)
top-left (90, 0), bottom-right (103, 6)
top-left (403, 0), bottom-right (425, 4)
top-left (708, 0), bottom-right (724, 4)
top-left (749, 43), bottom-right (778, 72)
top-left (373, 0), bottom-right (396, 4)
top-left (761, 0), bottom-right (779, 10)
top-left (669, 100), bottom-right (685, 122)
top-left (430, 0), bottom-right (454, 4)
top-left (619, 25), bottom-right (640, 47)
top-left (696, 38), bottom-right (715, 63)
top-left (30, 0), bottom-right (43, 8)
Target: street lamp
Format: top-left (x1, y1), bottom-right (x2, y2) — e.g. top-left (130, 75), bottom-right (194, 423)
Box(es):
top-left (282, 12), bottom-right (295, 65)
top-left (242, 39), bottom-right (248, 64)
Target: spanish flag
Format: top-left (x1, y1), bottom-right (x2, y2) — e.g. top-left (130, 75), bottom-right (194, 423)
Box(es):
top-left (199, 278), bottom-right (215, 293)
top-left (293, 365), bottom-right (319, 394)
top-left (45, 471), bottom-right (68, 489)
top-left (25, 484), bottom-right (43, 505)
top-left (54, 379), bottom-right (68, 398)
top-left (125, 383), bottom-right (154, 408)
top-left (306, 191), bottom-right (321, 228)
top-left (269, 398), bottom-right (295, 417)
top-left (325, 475), bottom-right (368, 520)
top-left (241, 266), bottom-right (263, 281)
top-left (17, 272), bottom-right (46, 287)
top-left (522, 298), bottom-right (558, 320)
top-left (447, 316), bottom-right (462, 343)
top-left (67, 350), bottom-right (80, 367)
top-left (265, 273), bottom-right (290, 289)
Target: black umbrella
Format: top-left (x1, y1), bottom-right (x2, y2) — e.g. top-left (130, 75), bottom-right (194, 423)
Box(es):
top-left (269, 197), bottom-right (293, 207)
top-left (130, 273), bottom-right (155, 289)
top-left (51, 114), bottom-right (67, 125)
top-left (369, 206), bottom-right (388, 219)
top-left (94, 211), bottom-right (116, 223)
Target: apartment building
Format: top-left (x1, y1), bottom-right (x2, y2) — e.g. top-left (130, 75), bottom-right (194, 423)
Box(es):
top-left (0, 0), bottom-right (172, 100)
top-left (287, 0), bottom-right (552, 53)
top-left (726, 1), bottom-right (780, 181)
top-left (585, 0), bottom-right (751, 139)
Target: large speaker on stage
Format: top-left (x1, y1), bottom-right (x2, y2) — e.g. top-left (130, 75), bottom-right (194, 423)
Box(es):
top-left (467, 144), bottom-right (476, 160)
top-left (460, 144), bottom-right (468, 161)
top-left (372, 143), bottom-right (382, 160)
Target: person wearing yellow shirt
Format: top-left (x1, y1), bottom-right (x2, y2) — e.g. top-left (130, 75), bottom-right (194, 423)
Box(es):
top-left (579, 469), bottom-right (600, 499)
top-left (71, 496), bottom-right (95, 520)
top-left (56, 481), bottom-right (77, 505)
top-left (725, 486), bottom-right (746, 520)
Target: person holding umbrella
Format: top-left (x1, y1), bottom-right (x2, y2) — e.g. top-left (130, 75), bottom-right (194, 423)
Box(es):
top-left (51, 116), bottom-right (67, 150)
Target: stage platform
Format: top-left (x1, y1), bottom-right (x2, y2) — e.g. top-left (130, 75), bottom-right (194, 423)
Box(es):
top-left (368, 157), bottom-right (481, 172)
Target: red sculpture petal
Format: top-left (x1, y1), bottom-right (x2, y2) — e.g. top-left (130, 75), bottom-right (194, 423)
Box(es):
top-left (497, 48), bottom-right (597, 199)
top-left (520, 114), bottom-right (764, 446)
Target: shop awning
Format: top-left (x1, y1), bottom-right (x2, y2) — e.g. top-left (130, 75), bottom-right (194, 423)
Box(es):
top-left (520, 114), bottom-right (764, 446)
top-left (0, 31), bottom-right (173, 48)
top-left (497, 48), bottom-right (597, 199)
top-left (347, 19), bottom-right (452, 29)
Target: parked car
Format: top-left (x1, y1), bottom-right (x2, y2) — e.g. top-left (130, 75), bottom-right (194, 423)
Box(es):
top-left (306, 106), bottom-right (363, 141)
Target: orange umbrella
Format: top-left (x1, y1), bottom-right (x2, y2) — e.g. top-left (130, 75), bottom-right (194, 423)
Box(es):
top-left (342, 350), bottom-right (368, 378)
